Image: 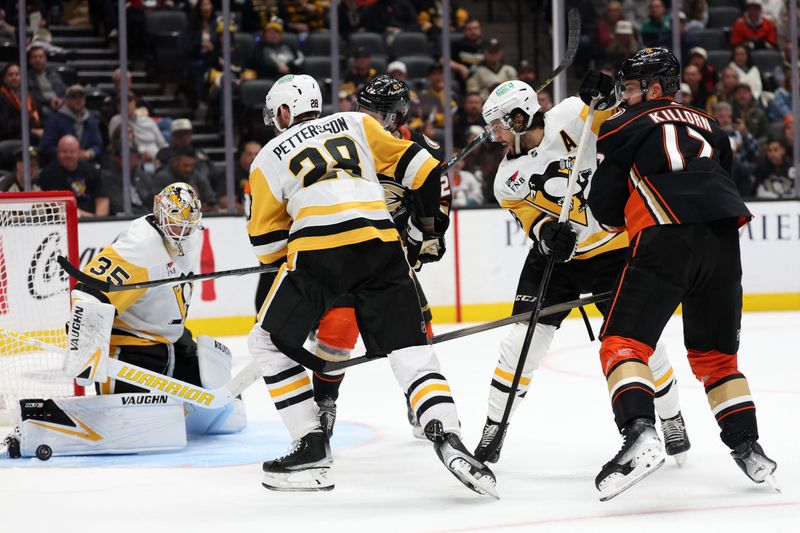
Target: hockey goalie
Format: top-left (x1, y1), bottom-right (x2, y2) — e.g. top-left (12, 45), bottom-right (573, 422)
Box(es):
top-left (4, 183), bottom-right (247, 460)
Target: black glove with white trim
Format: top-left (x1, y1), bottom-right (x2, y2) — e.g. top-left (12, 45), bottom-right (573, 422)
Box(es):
top-left (579, 70), bottom-right (618, 111)
top-left (537, 221), bottom-right (577, 263)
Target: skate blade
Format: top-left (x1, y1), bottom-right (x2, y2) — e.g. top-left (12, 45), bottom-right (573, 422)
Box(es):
top-left (262, 467), bottom-right (334, 492)
top-left (672, 451), bottom-right (687, 467)
top-left (449, 459), bottom-right (499, 499)
top-left (764, 474), bottom-right (781, 493)
top-left (412, 425), bottom-right (426, 441)
top-left (599, 447), bottom-right (666, 502)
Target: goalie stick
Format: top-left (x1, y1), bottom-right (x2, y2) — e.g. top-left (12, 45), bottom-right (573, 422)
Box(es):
top-left (476, 97), bottom-right (600, 463)
top-left (321, 292), bottom-right (610, 372)
top-left (0, 327), bottom-right (262, 409)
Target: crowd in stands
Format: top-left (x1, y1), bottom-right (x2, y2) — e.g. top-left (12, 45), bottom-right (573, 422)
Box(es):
top-left (0, 0), bottom-right (797, 215)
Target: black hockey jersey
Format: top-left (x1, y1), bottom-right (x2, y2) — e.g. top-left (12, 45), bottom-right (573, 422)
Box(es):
top-left (589, 97), bottom-right (751, 237)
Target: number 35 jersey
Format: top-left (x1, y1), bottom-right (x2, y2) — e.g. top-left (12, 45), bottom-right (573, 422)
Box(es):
top-left (493, 96), bottom-right (627, 260)
top-left (247, 112), bottom-right (440, 265)
top-left (72, 215), bottom-right (201, 347)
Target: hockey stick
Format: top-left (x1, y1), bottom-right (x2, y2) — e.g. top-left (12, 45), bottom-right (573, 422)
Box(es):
top-left (476, 98), bottom-right (600, 463)
top-left (320, 291), bottom-right (610, 372)
top-left (0, 327), bottom-right (263, 409)
top-left (58, 256), bottom-right (278, 293)
top-left (439, 8), bottom-right (581, 175)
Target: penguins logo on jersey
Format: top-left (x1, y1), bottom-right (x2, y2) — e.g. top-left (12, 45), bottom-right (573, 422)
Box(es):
top-left (528, 158), bottom-right (590, 226)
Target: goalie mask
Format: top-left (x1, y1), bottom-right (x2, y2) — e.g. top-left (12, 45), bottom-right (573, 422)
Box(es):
top-left (356, 74), bottom-right (411, 132)
top-left (154, 182), bottom-right (202, 255)
top-left (482, 80), bottom-right (540, 153)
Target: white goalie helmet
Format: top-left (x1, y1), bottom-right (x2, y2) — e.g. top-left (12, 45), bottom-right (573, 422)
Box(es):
top-left (263, 74), bottom-right (322, 132)
top-left (153, 182), bottom-right (203, 255)
top-left (482, 80), bottom-right (540, 145)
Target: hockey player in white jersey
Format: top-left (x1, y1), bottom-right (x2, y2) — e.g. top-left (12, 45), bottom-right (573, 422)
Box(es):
top-left (4, 183), bottom-right (247, 459)
top-left (473, 80), bottom-right (690, 466)
top-left (248, 74), bottom-right (496, 497)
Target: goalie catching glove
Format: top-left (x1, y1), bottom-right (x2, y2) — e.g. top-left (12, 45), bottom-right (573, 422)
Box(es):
top-left (537, 220), bottom-right (577, 263)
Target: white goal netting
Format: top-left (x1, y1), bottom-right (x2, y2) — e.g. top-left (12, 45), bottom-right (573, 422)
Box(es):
top-left (0, 194), bottom-right (81, 422)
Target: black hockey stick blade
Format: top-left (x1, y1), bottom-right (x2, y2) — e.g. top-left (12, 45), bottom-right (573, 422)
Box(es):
top-left (532, 8), bottom-right (581, 94)
top-left (58, 256), bottom-right (279, 292)
top-left (320, 292), bottom-right (611, 373)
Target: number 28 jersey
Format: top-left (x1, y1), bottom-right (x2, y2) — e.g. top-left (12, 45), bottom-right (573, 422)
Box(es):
top-left (247, 112), bottom-right (440, 265)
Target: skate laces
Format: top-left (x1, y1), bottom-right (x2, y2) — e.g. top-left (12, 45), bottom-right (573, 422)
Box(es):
top-left (277, 439), bottom-right (304, 461)
top-left (480, 423), bottom-right (500, 447)
top-left (661, 415), bottom-right (685, 445)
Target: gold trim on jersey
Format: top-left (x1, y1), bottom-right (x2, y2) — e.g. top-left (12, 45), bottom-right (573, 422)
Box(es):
top-left (248, 167), bottom-right (292, 264)
top-left (83, 247), bottom-right (148, 314)
top-left (579, 104), bottom-right (616, 136)
top-left (295, 200), bottom-right (389, 220)
top-left (288, 226), bottom-right (400, 255)
top-left (500, 198), bottom-right (540, 236)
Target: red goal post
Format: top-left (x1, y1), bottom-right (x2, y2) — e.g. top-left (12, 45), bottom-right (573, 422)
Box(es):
top-left (0, 191), bottom-right (84, 422)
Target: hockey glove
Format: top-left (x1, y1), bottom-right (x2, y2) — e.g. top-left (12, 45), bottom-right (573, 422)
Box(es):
top-left (417, 235), bottom-right (446, 267)
top-left (579, 70), bottom-right (618, 111)
top-left (537, 221), bottom-right (577, 263)
top-left (404, 218), bottom-right (424, 268)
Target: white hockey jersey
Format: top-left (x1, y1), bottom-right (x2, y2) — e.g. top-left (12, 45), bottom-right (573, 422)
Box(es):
top-left (72, 215), bottom-right (201, 347)
top-left (247, 112), bottom-right (439, 265)
top-left (493, 96), bottom-right (628, 260)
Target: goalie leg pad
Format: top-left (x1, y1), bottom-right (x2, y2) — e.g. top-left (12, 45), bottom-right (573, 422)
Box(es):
top-left (487, 322), bottom-right (555, 422)
top-left (64, 300), bottom-right (116, 385)
top-left (15, 394), bottom-right (186, 458)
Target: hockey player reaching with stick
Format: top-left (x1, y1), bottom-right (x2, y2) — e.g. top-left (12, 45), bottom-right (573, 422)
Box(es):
top-left (586, 47), bottom-right (777, 501)
top-left (311, 75), bottom-right (450, 440)
top-left (473, 79), bottom-right (690, 466)
top-left (247, 74), bottom-right (496, 496)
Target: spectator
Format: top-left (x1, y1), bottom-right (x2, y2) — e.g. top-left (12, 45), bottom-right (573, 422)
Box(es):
top-left (358, 0), bottom-right (418, 34)
top-left (388, 61), bottom-right (408, 83)
top-left (686, 47), bottom-right (718, 96)
top-left (101, 138), bottom-right (157, 216)
top-left (451, 19), bottom-right (486, 82)
top-left (754, 138), bottom-right (795, 198)
top-left (729, 44), bottom-right (763, 100)
top-left (683, 64), bottom-right (716, 113)
top-left (206, 18), bottom-right (257, 121)
top-left (39, 84), bottom-right (103, 166)
top-left (0, 8), bottom-right (14, 41)
top-left (156, 119), bottom-right (215, 187)
top-left (466, 39), bottom-right (517, 100)
top-left (537, 90), bottom-right (553, 113)
top-left (517, 60), bottom-right (536, 89)
top-left (416, 1), bottom-right (469, 35)
top-left (0, 63), bottom-right (44, 143)
top-left (217, 140), bottom-right (261, 213)
top-left (280, 0), bottom-right (327, 38)
top-left (340, 48), bottom-right (378, 96)
top-left (714, 101), bottom-right (760, 196)
top-left (38, 135), bottom-right (109, 217)
top-left (109, 92), bottom-right (168, 163)
top-left (237, 0), bottom-right (278, 34)
top-left (768, 67), bottom-right (791, 123)
top-left (782, 114), bottom-right (794, 155)
top-left (338, 0), bottom-right (365, 38)
top-left (596, 1), bottom-right (626, 50)
top-left (411, 63), bottom-right (459, 133)
top-left (450, 157), bottom-right (483, 207)
top-left (680, 82), bottom-right (694, 106)
top-left (640, 0), bottom-right (671, 47)
top-left (454, 92), bottom-right (484, 147)
top-left (248, 17), bottom-right (304, 78)
top-left (731, 0), bottom-right (777, 50)
top-left (604, 20), bottom-right (640, 69)
top-left (716, 66), bottom-right (741, 105)
top-left (684, 0), bottom-right (708, 32)
top-left (153, 146), bottom-right (217, 208)
top-left (622, 0), bottom-right (649, 31)
top-left (189, 0), bottom-right (217, 106)
top-left (27, 44), bottom-right (66, 119)
top-left (733, 82), bottom-right (770, 144)
top-left (0, 148), bottom-right (40, 192)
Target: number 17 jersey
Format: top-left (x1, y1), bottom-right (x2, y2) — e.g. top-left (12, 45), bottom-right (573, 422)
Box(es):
top-left (247, 112), bottom-right (440, 265)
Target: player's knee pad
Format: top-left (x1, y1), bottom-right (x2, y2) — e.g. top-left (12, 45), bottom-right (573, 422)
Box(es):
top-left (185, 398), bottom-right (248, 435)
top-left (11, 394), bottom-right (186, 458)
top-left (498, 322), bottom-right (556, 374)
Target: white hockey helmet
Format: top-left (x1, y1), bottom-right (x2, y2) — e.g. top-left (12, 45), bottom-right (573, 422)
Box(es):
top-left (153, 182), bottom-right (202, 255)
top-left (263, 74), bottom-right (322, 132)
top-left (482, 80), bottom-right (540, 141)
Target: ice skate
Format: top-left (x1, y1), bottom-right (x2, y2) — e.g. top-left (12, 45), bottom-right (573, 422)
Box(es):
top-left (596, 418), bottom-right (665, 501)
top-left (474, 418), bottom-right (507, 464)
top-left (424, 420), bottom-right (499, 499)
top-left (660, 412), bottom-right (690, 466)
top-left (262, 431), bottom-right (334, 492)
top-left (317, 397), bottom-right (337, 439)
top-left (405, 396), bottom-right (425, 440)
top-left (731, 440), bottom-right (779, 492)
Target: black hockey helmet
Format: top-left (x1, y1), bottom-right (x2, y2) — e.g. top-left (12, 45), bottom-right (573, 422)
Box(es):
top-left (617, 47), bottom-right (681, 99)
top-left (356, 74), bottom-right (411, 131)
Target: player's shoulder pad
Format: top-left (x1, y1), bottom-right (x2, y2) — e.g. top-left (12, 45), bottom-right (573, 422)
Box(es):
top-left (111, 215), bottom-right (172, 268)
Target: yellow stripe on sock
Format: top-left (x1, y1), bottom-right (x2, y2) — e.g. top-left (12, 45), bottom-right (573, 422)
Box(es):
top-left (494, 367), bottom-right (531, 386)
top-left (411, 383), bottom-right (451, 410)
top-left (268, 376), bottom-right (311, 398)
top-left (654, 367), bottom-right (674, 388)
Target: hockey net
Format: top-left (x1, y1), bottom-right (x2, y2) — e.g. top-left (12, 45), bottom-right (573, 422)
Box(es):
top-left (0, 191), bottom-right (83, 424)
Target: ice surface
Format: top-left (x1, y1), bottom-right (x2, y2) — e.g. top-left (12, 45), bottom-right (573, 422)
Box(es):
top-left (1, 312), bottom-right (797, 532)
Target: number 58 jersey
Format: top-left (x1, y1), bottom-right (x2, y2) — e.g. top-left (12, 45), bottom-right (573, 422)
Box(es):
top-left (247, 112), bottom-right (440, 265)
